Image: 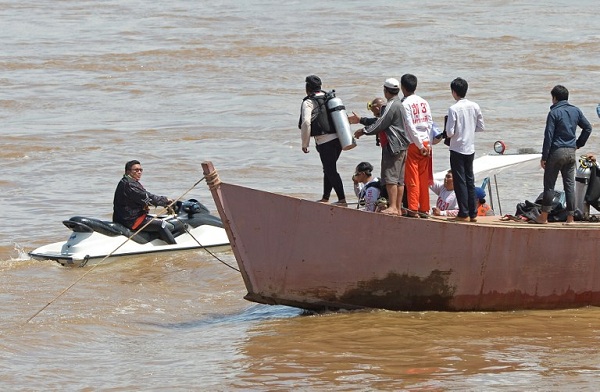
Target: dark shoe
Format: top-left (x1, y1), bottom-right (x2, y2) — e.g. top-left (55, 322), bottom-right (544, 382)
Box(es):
top-left (448, 216), bottom-right (469, 222)
top-left (331, 200), bottom-right (348, 207)
top-left (470, 217), bottom-right (477, 222)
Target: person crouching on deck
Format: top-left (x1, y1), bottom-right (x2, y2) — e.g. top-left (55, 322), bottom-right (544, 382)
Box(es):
top-left (475, 186), bottom-right (494, 216)
top-left (352, 161), bottom-right (382, 212)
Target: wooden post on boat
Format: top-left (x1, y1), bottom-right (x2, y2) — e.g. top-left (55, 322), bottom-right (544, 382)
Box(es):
top-left (201, 162), bottom-right (253, 288)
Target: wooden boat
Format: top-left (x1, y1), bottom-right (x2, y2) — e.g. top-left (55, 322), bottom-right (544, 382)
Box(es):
top-left (201, 158), bottom-right (600, 312)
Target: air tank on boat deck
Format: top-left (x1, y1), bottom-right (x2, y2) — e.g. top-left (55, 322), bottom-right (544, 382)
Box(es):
top-left (575, 155), bottom-right (597, 218)
top-left (326, 90), bottom-right (356, 151)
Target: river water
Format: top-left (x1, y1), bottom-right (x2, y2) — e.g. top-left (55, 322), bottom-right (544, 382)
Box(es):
top-left (2, 0), bottom-right (600, 390)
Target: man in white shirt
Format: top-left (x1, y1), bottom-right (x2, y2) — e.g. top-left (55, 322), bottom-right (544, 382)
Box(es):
top-left (401, 73), bottom-right (433, 218)
top-left (445, 77), bottom-right (485, 222)
top-left (430, 170), bottom-right (458, 217)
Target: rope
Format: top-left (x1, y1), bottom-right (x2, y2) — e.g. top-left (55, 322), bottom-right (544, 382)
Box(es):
top-left (177, 217), bottom-right (239, 272)
top-left (26, 175), bottom-right (208, 324)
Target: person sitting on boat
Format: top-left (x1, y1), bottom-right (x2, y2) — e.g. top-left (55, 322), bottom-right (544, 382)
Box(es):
top-left (113, 160), bottom-right (177, 244)
top-left (352, 161), bottom-right (382, 212)
top-left (475, 186), bottom-right (495, 216)
top-left (430, 170), bottom-right (459, 217)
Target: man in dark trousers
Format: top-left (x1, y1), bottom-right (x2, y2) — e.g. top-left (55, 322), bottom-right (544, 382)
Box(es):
top-left (445, 77), bottom-right (485, 222)
top-left (534, 85), bottom-right (592, 224)
top-left (299, 75), bottom-right (346, 206)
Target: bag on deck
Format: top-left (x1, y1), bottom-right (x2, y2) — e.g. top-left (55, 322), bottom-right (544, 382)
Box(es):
top-left (515, 190), bottom-right (582, 222)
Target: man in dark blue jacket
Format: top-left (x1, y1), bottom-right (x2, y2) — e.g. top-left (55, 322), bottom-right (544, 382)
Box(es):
top-left (536, 85), bottom-right (592, 224)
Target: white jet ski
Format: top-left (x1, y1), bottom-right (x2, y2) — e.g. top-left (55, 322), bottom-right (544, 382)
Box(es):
top-left (29, 199), bottom-right (230, 267)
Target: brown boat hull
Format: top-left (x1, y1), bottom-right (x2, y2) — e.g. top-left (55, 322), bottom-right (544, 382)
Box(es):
top-left (203, 162), bottom-right (600, 312)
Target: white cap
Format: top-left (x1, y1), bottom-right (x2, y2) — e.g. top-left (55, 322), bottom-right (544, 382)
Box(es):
top-left (383, 78), bottom-right (400, 89)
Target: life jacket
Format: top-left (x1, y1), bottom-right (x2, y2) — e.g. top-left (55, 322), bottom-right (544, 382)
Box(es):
top-left (131, 213), bottom-right (147, 230)
top-left (298, 91), bottom-right (335, 136)
top-left (356, 178), bottom-right (385, 210)
top-left (364, 179), bottom-right (388, 200)
top-left (477, 203), bottom-right (492, 216)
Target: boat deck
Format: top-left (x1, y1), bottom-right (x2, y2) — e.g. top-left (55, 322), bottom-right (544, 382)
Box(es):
top-left (429, 214), bottom-right (600, 228)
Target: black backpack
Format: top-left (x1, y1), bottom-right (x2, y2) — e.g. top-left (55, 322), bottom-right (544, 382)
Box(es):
top-left (515, 190), bottom-right (582, 222)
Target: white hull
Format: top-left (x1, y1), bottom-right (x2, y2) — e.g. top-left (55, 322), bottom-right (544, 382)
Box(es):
top-left (30, 200), bottom-right (230, 266)
top-left (30, 224), bottom-right (229, 266)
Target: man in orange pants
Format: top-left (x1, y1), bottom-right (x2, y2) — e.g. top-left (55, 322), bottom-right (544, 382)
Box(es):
top-left (401, 74), bottom-right (433, 218)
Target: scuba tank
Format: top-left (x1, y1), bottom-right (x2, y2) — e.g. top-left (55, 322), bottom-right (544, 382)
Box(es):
top-left (325, 90), bottom-right (356, 151)
top-left (575, 155), bottom-right (597, 218)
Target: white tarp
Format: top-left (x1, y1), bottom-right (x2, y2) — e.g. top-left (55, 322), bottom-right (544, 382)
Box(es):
top-left (433, 153), bottom-right (541, 181)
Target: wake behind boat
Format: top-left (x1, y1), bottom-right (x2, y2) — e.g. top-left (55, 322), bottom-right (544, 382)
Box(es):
top-left (201, 157), bottom-right (600, 312)
top-left (29, 199), bottom-right (229, 267)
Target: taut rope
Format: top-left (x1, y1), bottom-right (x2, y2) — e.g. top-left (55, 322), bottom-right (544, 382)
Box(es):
top-left (26, 175), bottom-right (209, 324)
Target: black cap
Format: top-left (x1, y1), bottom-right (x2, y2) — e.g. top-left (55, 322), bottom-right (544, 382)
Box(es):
top-left (305, 75), bottom-right (322, 91)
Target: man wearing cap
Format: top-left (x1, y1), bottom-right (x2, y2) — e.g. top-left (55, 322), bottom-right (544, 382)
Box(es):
top-left (354, 78), bottom-right (410, 215)
top-left (445, 77), bottom-right (485, 222)
top-left (299, 75), bottom-right (346, 206)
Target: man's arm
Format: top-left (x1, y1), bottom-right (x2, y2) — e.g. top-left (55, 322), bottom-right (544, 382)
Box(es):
top-left (541, 111), bottom-right (555, 162)
top-left (445, 108), bottom-right (456, 139)
top-left (300, 100), bottom-right (313, 152)
top-left (128, 181), bottom-right (170, 208)
top-left (402, 101), bottom-right (422, 148)
top-left (576, 111), bottom-right (592, 149)
top-left (475, 105), bottom-right (485, 133)
top-left (363, 102), bottom-right (394, 136)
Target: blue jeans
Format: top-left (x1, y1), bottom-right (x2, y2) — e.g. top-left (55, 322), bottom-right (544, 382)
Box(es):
top-left (450, 150), bottom-right (476, 218)
top-left (542, 147), bottom-right (575, 214)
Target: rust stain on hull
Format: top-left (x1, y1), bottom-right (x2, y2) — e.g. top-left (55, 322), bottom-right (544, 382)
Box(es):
top-left (453, 289), bottom-right (600, 311)
top-left (246, 274), bottom-right (600, 312)
top-left (338, 270), bottom-right (456, 311)
top-left (246, 270), bottom-right (457, 312)
top-left (246, 288), bottom-right (600, 313)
